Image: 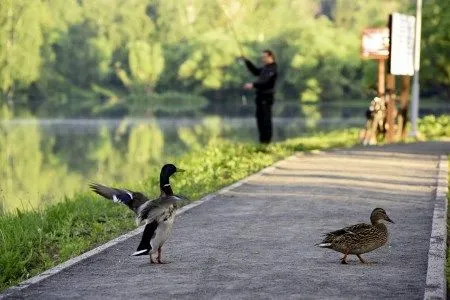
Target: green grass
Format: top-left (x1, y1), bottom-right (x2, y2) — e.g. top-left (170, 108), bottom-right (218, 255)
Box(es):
top-left (0, 114), bottom-right (448, 292)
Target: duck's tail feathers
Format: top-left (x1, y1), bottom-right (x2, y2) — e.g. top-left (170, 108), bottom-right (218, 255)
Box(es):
top-left (132, 249), bottom-right (149, 256)
top-left (316, 243), bottom-right (332, 248)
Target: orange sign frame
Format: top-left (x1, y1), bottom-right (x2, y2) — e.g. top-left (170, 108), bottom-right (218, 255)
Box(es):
top-left (361, 28), bottom-right (390, 60)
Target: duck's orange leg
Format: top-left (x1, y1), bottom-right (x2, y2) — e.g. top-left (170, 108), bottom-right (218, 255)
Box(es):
top-left (356, 254), bottom-right (366, 264)
top-left (341, 250), bottom-right (349, 264)
top-left (157, 247), bottom-right (168, 264)
top-left (150, 254), bottom-right (157, 264)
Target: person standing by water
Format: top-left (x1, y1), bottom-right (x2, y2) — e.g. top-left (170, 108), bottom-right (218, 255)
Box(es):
top-left (242, 50), bottom-right (278, 144)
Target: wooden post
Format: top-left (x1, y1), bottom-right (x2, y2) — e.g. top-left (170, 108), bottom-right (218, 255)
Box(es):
top-left (398, 76), bottom-right (411, 140)
top-left (386, 74), bottom-right (396, 143)
top-left (378, 59), bottom-right (386, 96)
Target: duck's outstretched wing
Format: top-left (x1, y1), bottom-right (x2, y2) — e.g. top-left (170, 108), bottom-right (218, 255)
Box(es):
top-left (89, 183), bottom-right (150, 214)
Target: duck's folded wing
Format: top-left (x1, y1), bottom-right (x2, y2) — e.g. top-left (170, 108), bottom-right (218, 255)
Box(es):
top-left (341, 223), bottom-right (373, 234)
top-left (89, 183), bottom-right (150, 214)
top-left (323, 223), bottom-right (372, 242)
top-left (137, 195), bottom-right (181, 224)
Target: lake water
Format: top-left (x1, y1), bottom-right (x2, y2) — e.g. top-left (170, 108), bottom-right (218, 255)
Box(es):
top-left (1, 97), bottom-right (449, 215)
top-left (0, 116), bottom-right (368, 214)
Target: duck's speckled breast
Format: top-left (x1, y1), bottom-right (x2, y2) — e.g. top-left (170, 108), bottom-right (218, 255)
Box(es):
top-left (349, 224), bottom-right (388, 254)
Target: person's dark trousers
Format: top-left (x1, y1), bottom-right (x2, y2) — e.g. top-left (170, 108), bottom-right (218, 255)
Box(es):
top-left (255, 93), bottom-right (274, 144)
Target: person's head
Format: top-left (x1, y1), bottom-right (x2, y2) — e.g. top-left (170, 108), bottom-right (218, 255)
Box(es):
top-left (261, 50), bottom-right (275, 64)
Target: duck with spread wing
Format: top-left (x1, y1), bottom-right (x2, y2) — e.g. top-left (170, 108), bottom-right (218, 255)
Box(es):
top-left (90, 164), bottom-right (186, 264)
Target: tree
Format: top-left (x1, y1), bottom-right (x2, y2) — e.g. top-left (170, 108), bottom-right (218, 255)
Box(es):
top-left (128, 40), bottom-right (164, 91)
top-left (420, 0), bottom-right (450, 97)
top-left (0, 0), bottom-right (447, 118)
top-left (0, 0), bottom-right (43, 107)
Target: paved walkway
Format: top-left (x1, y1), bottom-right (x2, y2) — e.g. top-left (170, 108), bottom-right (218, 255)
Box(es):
top-left (3, 142), bottom-right (450, 299)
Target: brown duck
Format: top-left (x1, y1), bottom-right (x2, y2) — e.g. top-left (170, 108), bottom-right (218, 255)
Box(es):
top-left (317, 208), bottom-right (394, 264)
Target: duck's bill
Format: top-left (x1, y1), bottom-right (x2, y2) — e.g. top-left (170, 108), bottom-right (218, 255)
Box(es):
top-left (385, 216), bottom-right (395, 223)
top-left (176, 168), bottom-right (186, 173)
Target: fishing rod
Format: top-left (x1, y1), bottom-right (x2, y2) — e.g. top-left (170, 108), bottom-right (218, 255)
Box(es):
top-left (216, 0), bottom-right (245, 58)
top-left (216, 1), bottom-right (248, 106)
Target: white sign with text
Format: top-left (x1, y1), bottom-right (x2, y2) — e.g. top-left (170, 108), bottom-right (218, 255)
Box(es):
top-left (390, 13), bottom-right (416, 75)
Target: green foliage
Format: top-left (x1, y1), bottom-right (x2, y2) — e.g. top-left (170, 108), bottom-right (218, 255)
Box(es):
top-left (418, 114), bottom-right (450, 139)
top-left (420, 0), bottom-right (450, 93)
top-left (56, 24), bottom-right (113, 88)
top-left (0, 0), bottom-right (43, 94)
top-left (334, 0), bottom-right (408, 31)
top-left (1, 0), bottom-right (446, 116)
top-left (0, 194), bottom-right (135, 291)
top-left (152, 92), bottom-right (208, 114)
top-left (128, 41), bottom-right (164, 87)
top-left (178, 28), bottom-right (240, 90)
top-left (128, 91), bottom-right (208, 116)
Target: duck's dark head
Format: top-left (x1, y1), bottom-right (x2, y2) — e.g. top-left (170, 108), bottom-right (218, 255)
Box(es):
top-left (160, 164), bottom-right (185, 193)
top-left (370, 208), bottom-right (394, 224)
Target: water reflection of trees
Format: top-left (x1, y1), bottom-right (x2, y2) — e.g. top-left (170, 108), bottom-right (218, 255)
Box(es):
top-left (1, 106), bottom-right (83, 214)
top-left (0, 109), bottom-right (228, 214)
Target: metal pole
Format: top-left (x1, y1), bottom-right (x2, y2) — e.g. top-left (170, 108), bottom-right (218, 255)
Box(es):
top-left (410, 0), bottom-right (422, 137)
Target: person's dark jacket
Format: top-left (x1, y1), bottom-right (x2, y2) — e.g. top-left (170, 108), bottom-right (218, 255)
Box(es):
top-left (244, 59), bottom-right (278, 95)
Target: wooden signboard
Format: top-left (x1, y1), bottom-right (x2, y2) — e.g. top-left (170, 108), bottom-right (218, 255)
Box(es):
top-left (361, 28), bottom-right (390, 60)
